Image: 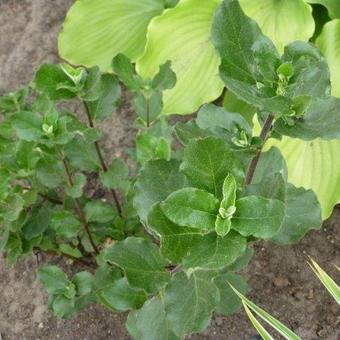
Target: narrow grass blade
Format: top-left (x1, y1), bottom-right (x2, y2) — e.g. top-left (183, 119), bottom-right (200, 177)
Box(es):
top-left (242, 301), bottom-right (274, 340)
top-left (229, 284), bottom-right (301, 340)
top-left (308, 257), bottom-right (340, 305)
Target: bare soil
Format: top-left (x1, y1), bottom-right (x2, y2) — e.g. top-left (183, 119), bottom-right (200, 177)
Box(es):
top-left (0, 1), bottom-right (339, 339)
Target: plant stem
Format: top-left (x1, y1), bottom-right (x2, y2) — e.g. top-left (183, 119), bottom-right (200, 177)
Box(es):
top-left (61, 157), bottom-right (99, 254)
top-left (146, 96), bottom-right (150, 128)
top-left (244, 114), bottom-right (275, 186)
top-left (83, 102), bottom-right (122, 216)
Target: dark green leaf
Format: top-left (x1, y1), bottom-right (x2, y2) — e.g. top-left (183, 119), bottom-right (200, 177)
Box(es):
top-left (161, 188), bottom-right (219, 231)
top-left (50, 295), bottom-right (76, 319)
top-left (104, 237), bottom-right (170, 293)
top-left (272, 184), bottom-right (322, 245)
top-left (37, 265), bottom-right (71, 295)
top-left (214, 273), bottom-right (247, 315)
top-left (134, 159), bottom-right (187, 222)
top-left (50, 210), bottom-right (82, 239)
top-left (183, 232), bottom-right (246, 270)
top-left (112, 54), bottom-right (140, 91)
top-left (224, 246), bottom-right (254, 272)
top-left (232, 196), bottom-right (285, 239)
top-left (22, 206), bottom-right (50, 240)
top-left (152, 61), bottom-right (177, 91)
top-left (65, 173), bottom-right (86, 198)
top-left (147, 204), bottom-right (203, 263)
top-left (174, 121), bottom-right (210, 145)
top-left (181, 136), bottom-right (243, 198)
top-left (84, 201), bottom-right (116, 223)
top-left (100, 158), bottom-right (129, 193)
top-left (36, 160), bottom-right (65, 188)
top-left (72, 271), bottom-right (94, 296)
top-left (164, 270), bottom-right (220, 337)
top-left (11, 111), bottom-right (43, 141)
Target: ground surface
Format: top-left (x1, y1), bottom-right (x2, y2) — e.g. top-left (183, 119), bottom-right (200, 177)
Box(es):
top-left (0, 1), bottom-right (339, 339)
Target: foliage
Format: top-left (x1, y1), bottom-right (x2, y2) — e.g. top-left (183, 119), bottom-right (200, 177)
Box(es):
top-left (1, 0), bottom-right (340, 339)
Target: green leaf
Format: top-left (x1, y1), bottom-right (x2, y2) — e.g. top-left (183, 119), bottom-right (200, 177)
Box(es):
top-left (240, 0), bottom-right (315, 53)
top-left (22, 206), bottom-right (50, 240)
top-left (232, 196), bottom-right (285, 239)
top-left (35, 64), bottom-right (77, 100)
top-left (135, 297), bottom-right (180, 340)
top-left (147, 204), bottom-right (203, 263)
top-left (134, 159), bottom-right (187, 222)
top-left (214, 273), bottom-right (248, 315)
top-left (104, 237), bottom-right (170, 293)
top-left (84, 201), bottom-right (116, 223)
top-left (272, 184), bottom-right (322, 245)
top-left (308, 257), bottom-right (340, 305)
top-left (183, 232), bottom-right (247, 270)
top-left (11, 111), bottom-right (43, 141)
top-left (215, 216), bottom-right (232, 237)
top-left (112, 53), bottom-right (140, 91)
top-left (164, 270), bottom-right (220, 337)
top-left (72, 271), bottom-right (94, 296)
top-left (316, 19), bottom-right (340, 97)
top-left (307, 0), bottom-right (340, 19)
top-left (100, 158), bottom-right (129, 193)
top-left (152, 61), bottom-right (177, 91)
top-left (161, 188), bottom-right (219, 231)
top-left (50, 295), bottom-right (76, 319)
top-left (97, 277), bottom-right (147, 311)
top-left (224, 246), bottom-right (254, 272)
top-left (174, 121), bottom-right (210, 146)
top-left (85, 74), bottom-right (121, 120)
top-left (50, 211), bottom-right (82, 239)
top-left (221, 174), bottom-right (237, 209)
top-left (181, 137), bottom-right (242, 198)
top-left (65, 173), bottom-right (86, 198)
top-left (136, 0), bottom-right (223, 115)
top-left (37, 265), bottom-right (71, 295)
top-left (59, 0), bottom-right (166, 71)
top-left (275, 96), bottom-right (340, 140)
top-left (212, 0), bottom-right (290, 115)
top-left (36, 160), bottom-right (65, 189)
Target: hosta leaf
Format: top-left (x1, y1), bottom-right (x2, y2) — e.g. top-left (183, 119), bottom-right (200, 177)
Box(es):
top-left (161, 188), bottom-right (219, 231)
top-left (232, 196), bottom-right (285, 239)
top-left (240, 0), bottom-right (315, 53)
top-left (97, 277), bottom-right (147, 311)
top-left (147, 204), bottom-right (203, 263)
top-left (59, 0), bottom-right (166, 71)
top-left (134, 159), bottom-right (187, 222)
top-left (214, 273), bottom-right (248, 315)
top-left (183, 232), bottom-right (247, 270)
top-left (104, 237), bottom-right (170, 293)
top-left (265, 137), bottom-right (340, 219)
top-left (181, 136), bottom-right (242, 198)
top-left (307, 0), bottom-right (340, 19)
top-left (164, 271), bottom-right (220, 337)
top-left (316, 19), bottom-right (340, 97)
top-left (272, 184), bottom-right (322, 245)
top-left (136, 0), bottom-right (223, 115)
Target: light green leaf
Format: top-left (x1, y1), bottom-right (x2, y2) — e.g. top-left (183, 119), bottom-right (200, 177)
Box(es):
top-left (265, 137), bottom-right (340, 219)
top-left (214, 273), bottom-right (247, 315)
top-left (59, 244), bottom-right (83, 259)
top-left (181, 136), bottom-right (242, 198)
top-left (84, 200), bottom-right (116, 223)
top-left (215, 216), bottom-right (232, 237)
top-left (136, 0), bottom-right (223, 115)
top-left (308, 257), bottom-right (340, 305)
top-left (147, 204), bottom-right (203, 263)
top-left (272, 184), bottom-right (322, 245)
top-left (104, 237), bottom-right (170, 293)
top-left (134, 159), bottom-right (187, 222)
top-left (182, 232), bottom-right (247, 270)
top-left (50, 210), bottom-right (82, 239)
top-left (240, 0), bottom-right (315, 53)
top-left (316, 19), bottom-right (340, 97)
top-left (307, 1), bottom-right (340, 19)
top-left (221, 174), bottom-right (237, 209)
top-left (231, 285), bottom-right (301, 340)
top-left (161, 188), bottom-right (219, 231)
top-left (232, 196), bottom-right (285, 239)
top-left (59, 0), bottom-right (166, 71)
top-left (98, 277), bottom-right (147, 311)
top-left (151, 60), bottom-right (177, 91)
top-left (11, 111), bottom-right (43, 142)
top-left (164, 270), bottom-right (220, 337)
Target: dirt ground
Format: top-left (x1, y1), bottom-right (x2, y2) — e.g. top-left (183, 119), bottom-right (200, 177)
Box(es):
top-left (0, 1), bottom-right (339, 339)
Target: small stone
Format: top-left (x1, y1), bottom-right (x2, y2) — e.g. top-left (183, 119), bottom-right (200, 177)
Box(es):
top-left (215, 316), bottom-right (224, 326)
top-left (274, 276), bottom-right (289, 288)
top-left (38, 322), bottom-right (44, 329)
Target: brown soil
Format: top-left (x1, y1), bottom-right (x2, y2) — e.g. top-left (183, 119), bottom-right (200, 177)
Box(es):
top-left (0, 1), bottom-right (339, 339)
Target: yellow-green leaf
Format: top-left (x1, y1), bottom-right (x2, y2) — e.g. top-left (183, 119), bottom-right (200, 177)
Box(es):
top-left (136, 0), bottom-right (223, 115)
top-left (59, 0), bottom-right (166, 71)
